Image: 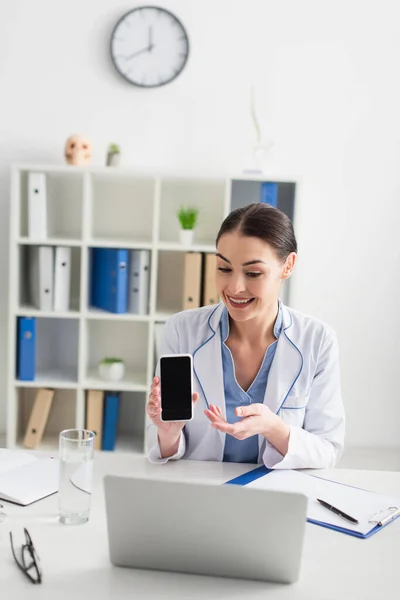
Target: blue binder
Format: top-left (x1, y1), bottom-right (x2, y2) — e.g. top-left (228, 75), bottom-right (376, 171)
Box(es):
top-left (102, 392), bottom-right (120, 451)
top-left (260, 182), bottom-right (278, 207)
top-left (16, 317), bottom-right (36, 380)
top-left (91, 248), bottom-right (129, 313)
top-left (226, 466), bottom-right (400, 539)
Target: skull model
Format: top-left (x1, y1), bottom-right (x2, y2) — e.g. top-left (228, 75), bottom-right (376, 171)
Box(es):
top-left (64, 135), bottom-right (92, 166)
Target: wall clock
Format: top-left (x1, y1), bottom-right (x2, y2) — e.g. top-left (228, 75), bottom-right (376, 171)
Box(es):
top-left (110, 6), bottom-right (189, 88)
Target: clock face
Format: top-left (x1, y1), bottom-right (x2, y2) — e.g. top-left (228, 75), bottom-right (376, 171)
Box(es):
top-left (110, 6), bottom-right (189, 88)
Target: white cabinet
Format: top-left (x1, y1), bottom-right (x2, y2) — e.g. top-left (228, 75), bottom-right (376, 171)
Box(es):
top-left (7, 165), bottom-right (296, 453)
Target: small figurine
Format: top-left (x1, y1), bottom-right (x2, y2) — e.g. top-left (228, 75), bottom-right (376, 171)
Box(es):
top-left (65, 135), bottom-right (92, 166)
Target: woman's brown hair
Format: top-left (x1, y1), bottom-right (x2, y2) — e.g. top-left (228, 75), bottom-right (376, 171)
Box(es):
top-left (216, 203), bottom-right (297, 261)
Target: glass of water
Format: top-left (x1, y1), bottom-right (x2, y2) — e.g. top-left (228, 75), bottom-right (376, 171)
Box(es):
top-left (58, 429), bottom-right (95, 525)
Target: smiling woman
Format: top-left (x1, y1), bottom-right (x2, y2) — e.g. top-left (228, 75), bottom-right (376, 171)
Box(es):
top-left (147, 203), bottom-right (345, 470)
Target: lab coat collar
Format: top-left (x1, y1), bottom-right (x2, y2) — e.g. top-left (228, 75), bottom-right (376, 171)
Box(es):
top-left (193, 300), bottom-right (301, 457)
top-left (207, 299), bottom-right (291, 336)
top-left (194, 300), bottom-right (300, 412)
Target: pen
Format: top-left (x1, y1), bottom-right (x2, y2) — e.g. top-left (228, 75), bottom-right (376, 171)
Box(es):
top-left (316, 498), bottom-right (359, 525)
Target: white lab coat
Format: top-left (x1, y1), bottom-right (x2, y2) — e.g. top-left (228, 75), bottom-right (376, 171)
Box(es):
top-left (148, 302), bottom-right (345, 469)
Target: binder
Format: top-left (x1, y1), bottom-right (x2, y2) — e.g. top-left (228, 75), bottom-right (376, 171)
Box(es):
top-left (28, 172), bottom-right (47, 239)
top-left (226, 467), bottom-right (400, 539)
top-left (91, 248), bottom-right (129, 314)
top-left (102, 392), bottom-right (120, 451)
top-left (182, 252), bottom-right (202, 310)
top-left (86, 390), bottom-right (105, 451)
top-left (260, 182), bottom-right (278, 207)
top-left (202, 253), bottom-right (219, 306)
top-left (16, 317), bottom-right (36, 381)
top-left (53, 246), bottom-right (71, 311)
top-left (29, 245), bottom-right (54, 311)
top-left (129, 249), bottom-right (150, 314)
top-left (23, 388), bottom-right (55, 449)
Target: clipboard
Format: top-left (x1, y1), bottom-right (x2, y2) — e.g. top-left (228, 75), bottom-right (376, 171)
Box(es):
top-left (226, 466), bottom-right (400, 539)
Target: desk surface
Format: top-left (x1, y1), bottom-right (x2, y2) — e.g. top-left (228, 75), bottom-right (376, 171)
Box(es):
top-left (0, 453), bottom-right (399, 599)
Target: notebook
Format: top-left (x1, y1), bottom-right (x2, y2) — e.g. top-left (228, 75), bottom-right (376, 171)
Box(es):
top-left (226, 467), bottom-right (400, 539)
top-left (0, 449), bottom-right (59, 506)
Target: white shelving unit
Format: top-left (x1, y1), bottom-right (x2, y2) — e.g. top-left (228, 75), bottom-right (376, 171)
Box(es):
top-left (7, 165), bottom-right (296, 454)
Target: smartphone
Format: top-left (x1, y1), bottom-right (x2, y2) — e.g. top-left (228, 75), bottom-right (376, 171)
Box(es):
top-left (160, 354), bottom-right (193, 422)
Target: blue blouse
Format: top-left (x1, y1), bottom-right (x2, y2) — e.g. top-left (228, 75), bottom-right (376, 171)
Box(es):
top-left (220, 304), bottom-right (283, 463)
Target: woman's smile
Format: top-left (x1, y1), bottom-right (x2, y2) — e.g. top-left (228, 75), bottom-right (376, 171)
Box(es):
top-left (226, 295), bottom-right (255, 309)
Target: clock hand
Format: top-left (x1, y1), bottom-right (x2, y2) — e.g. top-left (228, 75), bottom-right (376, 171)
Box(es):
top-left (126, 46), bottom-right (149, 60)
top-left (148, 26), bottom-right (154, 52)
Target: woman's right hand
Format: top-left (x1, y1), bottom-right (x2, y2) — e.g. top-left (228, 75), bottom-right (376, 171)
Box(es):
top-left (146, 376), bottom-right (199, 438)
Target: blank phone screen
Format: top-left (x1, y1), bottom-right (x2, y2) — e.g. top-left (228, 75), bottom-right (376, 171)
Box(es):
top-left (160, 356), bottom-right (192, 421)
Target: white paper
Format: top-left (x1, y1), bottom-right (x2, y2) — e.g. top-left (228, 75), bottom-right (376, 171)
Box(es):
top-left (0, 449), bottom-right (38, 477)
top-left (247, 470), bottom-right (400, 535)
top-left (0, 456), bottom-right (59, 505)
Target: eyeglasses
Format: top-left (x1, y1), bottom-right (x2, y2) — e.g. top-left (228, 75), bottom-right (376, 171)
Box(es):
top-left (10, 528), bottom-right (42, 584)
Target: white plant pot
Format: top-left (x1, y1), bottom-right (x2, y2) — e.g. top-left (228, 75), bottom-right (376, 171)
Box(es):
top-left (179, 229), bottom-right (194, 246)
top-left (98, 362), bottom-right (125, 382)
top-left (107, 153), bottom-right (121, 167)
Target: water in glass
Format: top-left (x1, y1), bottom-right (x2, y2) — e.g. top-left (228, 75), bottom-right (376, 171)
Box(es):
top-left (58, 429), bottom-right (95, 525)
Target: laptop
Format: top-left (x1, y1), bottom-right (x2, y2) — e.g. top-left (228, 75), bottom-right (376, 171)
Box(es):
top-left (104, 475), bottom-right (308, 584)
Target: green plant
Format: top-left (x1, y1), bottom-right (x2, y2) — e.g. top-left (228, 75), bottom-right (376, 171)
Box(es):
top-left (177, 207), bottom-right (199, 230)
top-left (108, 143), bottom-right (120, 155)
top-left (99, 357), bottom-right (124, 365)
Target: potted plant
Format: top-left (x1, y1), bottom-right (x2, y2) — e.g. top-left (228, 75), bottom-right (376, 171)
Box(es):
top-left (106, 143), bottom-right (121, 167)
top-left (177, 207), bottom-right (199, 246)
top-left (98, 357), bottom-right (125, 381)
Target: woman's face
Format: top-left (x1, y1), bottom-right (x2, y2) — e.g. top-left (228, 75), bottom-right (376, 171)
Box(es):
top-left (216, 232), bottom-right (295, 322)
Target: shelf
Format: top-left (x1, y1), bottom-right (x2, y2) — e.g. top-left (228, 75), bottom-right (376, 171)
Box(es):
top-left (156, 251), bottom-right (187, 316)
top-left (14, 165), bottom-right (295, 180)
top-left (16, 388), bottom-right (77, 450)
top-left (85, 308), bottom-right (151, 322)
top-left (88, 238), bottom-right (153, 250)
top-left (157, 241), bottom-right (216, 253)
top-left (84, 369), bottom-right (148, 391)
top-left (115, 391), bottom-right (146, 453)
top-left (16, 435), bottom-right (59, 452)
top-left (18, 245), bottom-right (81, 311)
top-left (15, 369), bottom-right (79, 389)
top-left (159, 178), bottom-right (226, 245)
top-left (18, 236), bottom-right (82, 247)
top-left (154, 311), bottom-right (175, 322)
top-left (19, 170), bottom-right (84, 239)
top-left (91, 175), bottom-right (155, 242)
top-left (16, 307), bottom-right (81, 319)
top-left (85, 320), bottom-right (149, 389)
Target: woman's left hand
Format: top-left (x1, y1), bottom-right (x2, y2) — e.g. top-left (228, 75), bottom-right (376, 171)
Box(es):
top-left (204, 403), bottom-right (278, 440)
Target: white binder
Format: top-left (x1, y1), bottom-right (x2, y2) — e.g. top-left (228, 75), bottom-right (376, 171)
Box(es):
top-left (29, 245), bottom-right (54, 311)
top-left (129, 250), bottom-right (150, 314)
top-left (53, 246), bottom-right (71, 311)
top-left (28, 172), bottom-right (47, 239)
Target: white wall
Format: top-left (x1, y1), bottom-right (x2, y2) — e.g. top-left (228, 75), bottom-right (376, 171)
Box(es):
top-left (1, 0), bottom-right (399, 448)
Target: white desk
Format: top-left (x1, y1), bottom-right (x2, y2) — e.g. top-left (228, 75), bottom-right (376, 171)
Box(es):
top-left (0, 453), bottom-right (399, 599)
